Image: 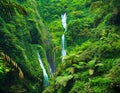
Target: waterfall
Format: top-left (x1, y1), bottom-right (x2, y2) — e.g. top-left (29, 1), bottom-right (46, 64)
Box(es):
top-left (37, 52), bottom-right (49, 87)
top-left (61, 34), bottom-right (66, 62)
top-left (61, 13), bottom-right (67, 31)
top-left (61, 13), bottom-right (67, 62)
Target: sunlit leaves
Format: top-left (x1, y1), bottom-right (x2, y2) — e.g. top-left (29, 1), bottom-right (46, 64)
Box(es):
top-left (89, 69), bottom-right (94, 75)
top-left (55, 75), bottom-right (73, 87)
top-left (87, 57), bottom-right (96, 69)
top-left (0, 56), bottom-right (11, 76)
top-left (66, 67), bottom-right (75, 74)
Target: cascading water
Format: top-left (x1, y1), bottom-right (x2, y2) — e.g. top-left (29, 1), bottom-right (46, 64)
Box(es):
top-left (37, 52), bottom-right (49, 87)
top-left (61, 34), bottom-right (66, 62)
top-left (61, 13), bottom-right (67, 31)
top-left (61, 13), bottom-right (67, 62)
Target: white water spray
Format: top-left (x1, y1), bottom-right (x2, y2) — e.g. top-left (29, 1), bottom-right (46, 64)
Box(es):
top-left (61, 13), bottom-right (67, 31)
top-left (37, 52), bottom-right (49, 87)
top-left (62, 34), bottom-right (66, 62)
top-left (61, 13), bottom-right (67, 62)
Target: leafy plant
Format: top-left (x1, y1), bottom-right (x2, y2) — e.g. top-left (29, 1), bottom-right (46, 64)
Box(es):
top-left (0, 52), bottom-right (24, 79)
top-left (0, 0), bottom-right (27, 22)
top-left (55, 75), bottom-right (73, 87)
top-left (87, 57), bottom-right (104, 75)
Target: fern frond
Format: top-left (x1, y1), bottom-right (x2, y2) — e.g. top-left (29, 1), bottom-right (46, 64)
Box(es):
top-left (0, 52), bottom-right (24, 79)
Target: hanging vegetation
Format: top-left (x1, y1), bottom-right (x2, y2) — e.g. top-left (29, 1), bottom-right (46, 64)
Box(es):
top-left (0, 0), bottom-right (120, 93)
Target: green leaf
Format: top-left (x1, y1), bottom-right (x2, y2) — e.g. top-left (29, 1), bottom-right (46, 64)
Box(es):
top-left (95, 63), bottom-right (104, 67)
top-left (55, 75), bottom-right (73, 87)
top-left (72, 64), bottom-right (81, 69)
top-left (87, 58), bottom-right (96, 69)
top-left (89, 69), bottom-right (94, 75)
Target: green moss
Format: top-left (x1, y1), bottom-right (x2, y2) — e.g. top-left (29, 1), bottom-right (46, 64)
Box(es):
top-left (0, 0), bottom-right (120, 93)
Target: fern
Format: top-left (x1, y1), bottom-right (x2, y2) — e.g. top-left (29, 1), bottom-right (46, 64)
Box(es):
top-left (55, 75), bottom-right (73, 87)
top-left (0, 52), bottom-right (24, 79)
top-left (87, 57), bottom-right (96, 69)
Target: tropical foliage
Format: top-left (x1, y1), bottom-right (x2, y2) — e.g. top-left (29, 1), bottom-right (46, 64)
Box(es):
top-left (0, 0), bottom-right (120, 93)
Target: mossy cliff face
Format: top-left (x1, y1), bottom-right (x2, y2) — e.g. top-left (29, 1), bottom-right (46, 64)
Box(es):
top-left (0, 0), bottom-right (50, 92)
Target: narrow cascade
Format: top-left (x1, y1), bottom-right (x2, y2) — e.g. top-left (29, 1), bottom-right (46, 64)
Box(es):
top-left (61, 13), bottom-right (67, 31)
top-left (62, 34), bottom-right (66, 62)
top-left (37, 52), bottom-right (49, 87)
top-left (61, 13), bottom-right (67, 62)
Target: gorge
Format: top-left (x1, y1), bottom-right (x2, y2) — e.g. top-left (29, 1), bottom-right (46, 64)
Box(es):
top-left (0, 0), bottom-right (120, 93)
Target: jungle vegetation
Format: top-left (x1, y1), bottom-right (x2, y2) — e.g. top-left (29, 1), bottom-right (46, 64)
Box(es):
top-left (0, 0), bottom-right (120, 93)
